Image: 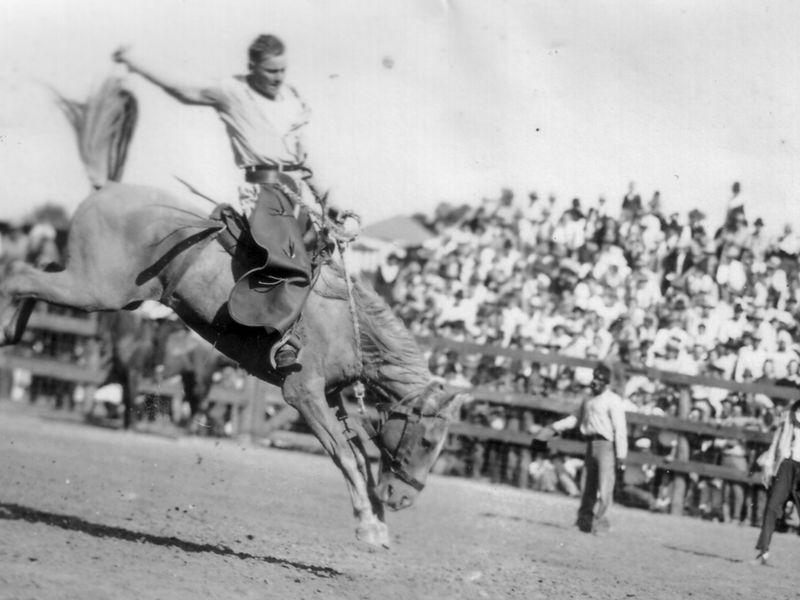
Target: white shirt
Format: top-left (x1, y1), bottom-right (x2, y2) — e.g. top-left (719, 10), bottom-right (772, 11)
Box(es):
top-left (202, 76), bottom-right (310, 167)
top-left (553, 388), bottom-right (628, 459)
top-left (791, 426), bottom-right (800, 462)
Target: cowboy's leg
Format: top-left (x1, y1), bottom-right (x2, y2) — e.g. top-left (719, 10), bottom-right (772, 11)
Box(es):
top-left (240, 182), bottom-right (314, 372)
top-left (756, 459), bottom-right (794, 552)
top-left (593, 440), bottom-right (616, 528)
top-left (577, 443), bottom-right (598, 531)
top-left (282, 372), bottom-right (389, 547)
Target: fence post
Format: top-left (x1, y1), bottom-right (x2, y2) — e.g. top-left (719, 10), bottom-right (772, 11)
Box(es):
top-left (81, 334), bottom-right (102, 418)
top-left (670, 387), bottom-right (691, 515)
top-left (470, 438), bottom-right (485, 479)
top-left (517, 411), bottom-right (533, 489)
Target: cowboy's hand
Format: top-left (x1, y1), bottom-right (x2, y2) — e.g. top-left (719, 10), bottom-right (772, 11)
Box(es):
top-left (616, 458), bottom-right (626, 473)
top-left (326, 205), bottom-right (344, 224)
top-left (327, 205), bottom-right (361, 236)
top-left (341, 213), bottom-right (361, 238)
top-left (761, 471), bottom-right (772, 489)
top-left (530, 425), bottom-right (556, 453)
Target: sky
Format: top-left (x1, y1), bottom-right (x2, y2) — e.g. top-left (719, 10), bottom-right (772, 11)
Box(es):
top-left (0, 0), bottom-right (800, 232)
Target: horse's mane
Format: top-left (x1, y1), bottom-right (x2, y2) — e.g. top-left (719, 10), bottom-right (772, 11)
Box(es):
top-left (316, 262), bottom-right (431, 388)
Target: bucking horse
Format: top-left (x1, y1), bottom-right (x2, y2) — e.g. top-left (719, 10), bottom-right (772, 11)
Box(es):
top-left (0, 79), bottom-right (465, 547)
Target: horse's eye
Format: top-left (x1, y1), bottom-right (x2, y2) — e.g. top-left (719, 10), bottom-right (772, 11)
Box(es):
top-left (420, 438), bottom-right (433, 450)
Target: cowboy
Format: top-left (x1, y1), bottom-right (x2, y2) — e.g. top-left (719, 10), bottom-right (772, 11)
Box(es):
top-left (114, 34), bottom-right (337, 372)
top-left (753, 398), bottom-right (800, 565)
top-left (546, 363), bottom-right (628, 534)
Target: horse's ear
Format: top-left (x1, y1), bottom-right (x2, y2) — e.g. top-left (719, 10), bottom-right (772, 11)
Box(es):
top-left (425, 378), bottom-right (445, 394)
top-left (437, 391), bottom-right (470, 420)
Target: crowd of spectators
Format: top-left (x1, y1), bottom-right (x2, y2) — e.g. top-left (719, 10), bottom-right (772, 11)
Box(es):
top-left (377, 181), bottom-right (800, 426)
top-left (375, 182), bottom-right (800, 522)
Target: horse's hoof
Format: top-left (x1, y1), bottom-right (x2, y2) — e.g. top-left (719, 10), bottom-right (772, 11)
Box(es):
top-left (355, 522), bottom-right (391, 549)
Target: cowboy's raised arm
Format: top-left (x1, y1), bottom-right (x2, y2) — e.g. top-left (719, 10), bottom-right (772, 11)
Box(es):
top-left (113, 46), bottom-right (217, 106)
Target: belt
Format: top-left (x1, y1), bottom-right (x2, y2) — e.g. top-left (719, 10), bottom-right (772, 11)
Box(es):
top-left (244, 163), bottom-right (304, 184)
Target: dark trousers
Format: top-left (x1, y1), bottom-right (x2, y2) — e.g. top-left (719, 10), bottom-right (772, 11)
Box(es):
top-left (578, 439), bottom-right (616, 530)
top-left (228, 184), bottom-right (314, 334)
top-left (756, 459), bottom-right (800, 552)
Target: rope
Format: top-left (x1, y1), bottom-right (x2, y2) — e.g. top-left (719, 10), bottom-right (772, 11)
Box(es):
top-left (337, 238), bottom-right (366, 413)
top-left (272, 174), bottom-right (366, 408)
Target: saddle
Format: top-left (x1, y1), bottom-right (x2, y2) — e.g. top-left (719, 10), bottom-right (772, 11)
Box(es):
top-left (210, 184), bottom-right (332, 334)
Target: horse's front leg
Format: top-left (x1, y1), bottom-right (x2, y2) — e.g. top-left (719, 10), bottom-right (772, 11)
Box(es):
top-left (328, 392), bottom-right (386, 526)
top-left (283, 373), bottom-right (389, 548)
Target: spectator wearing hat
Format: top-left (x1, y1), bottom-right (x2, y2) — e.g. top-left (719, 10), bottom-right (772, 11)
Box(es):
top-left (620, 181), bottom-right (642, 219)
top-left (716, 246), bottom-right (748, 296)
top-left (753, 399), bottom-right (800, 564)
top-left (747, 217), bottom-right (769, 264)
top-left (765, 257), bottom-right (789, 309)
top-left (734, 332), bottom-right (766, 382)
top-left (546, 363), bottom-right (628, 534)
top-left (776, 224), bottom-right (800, 260)
top-left (770, 336), bottom-right (798, 379)
top-left (717, 303), bottom-right (748, 344)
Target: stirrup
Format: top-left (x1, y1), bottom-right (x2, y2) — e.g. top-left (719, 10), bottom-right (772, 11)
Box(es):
top-left (269, 330), bottom-right (300, 371)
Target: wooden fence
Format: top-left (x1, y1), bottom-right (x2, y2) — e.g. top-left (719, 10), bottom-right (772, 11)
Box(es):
top-left (419, 335), bottom-right (791, 513)
top-left (1, 309), bottom-right (792, 514)
top-left (0, 306), bottom-right (290, 436)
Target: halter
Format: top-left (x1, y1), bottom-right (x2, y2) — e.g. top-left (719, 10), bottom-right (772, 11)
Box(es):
top-left (357, 389), bottom-right (446, 493)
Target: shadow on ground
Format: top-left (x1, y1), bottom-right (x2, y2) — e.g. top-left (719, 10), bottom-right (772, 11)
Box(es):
top-left (662, 544), bottom-right (744, 564)
top-left (479, 511), bottom-right (569, 530)
top-left (0, 501), bottom-right (342, 578)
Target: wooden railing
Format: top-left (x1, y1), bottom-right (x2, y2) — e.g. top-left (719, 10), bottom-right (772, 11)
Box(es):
top-left (0, 307), bottom-right (288, 436)
top-left (417, 336), bottom-right (788, 502)
top-left (1, 314), bottom-right (788, 500)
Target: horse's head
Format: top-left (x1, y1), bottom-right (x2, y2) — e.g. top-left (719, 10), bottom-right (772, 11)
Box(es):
top-left (373, 381), bottom-right (468, 510)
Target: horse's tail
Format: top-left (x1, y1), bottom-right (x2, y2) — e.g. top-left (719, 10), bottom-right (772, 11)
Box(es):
top-left (54, 76), bottom-right (138, 189)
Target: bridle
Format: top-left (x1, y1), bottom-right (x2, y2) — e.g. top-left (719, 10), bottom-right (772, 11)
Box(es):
top-left (357, 389), bottom-right (446, 493)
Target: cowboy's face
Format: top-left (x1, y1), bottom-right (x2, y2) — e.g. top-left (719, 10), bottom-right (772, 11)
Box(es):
top-left (249, 54), bottom-right (287, 99)
top-left (590, 374), bottom-right (607, 394)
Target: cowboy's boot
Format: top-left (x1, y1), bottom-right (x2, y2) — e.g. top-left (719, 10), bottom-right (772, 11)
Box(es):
top-left (271, 333), bottom-right (302, 373)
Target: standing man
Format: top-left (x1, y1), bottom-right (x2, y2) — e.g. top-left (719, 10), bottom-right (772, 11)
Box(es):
top-left (113, 34), bottom-right (333, 373)
top-left (546, 363), bottom-right (628, 534)
top-left (753, 399), bottom-right (800, 565)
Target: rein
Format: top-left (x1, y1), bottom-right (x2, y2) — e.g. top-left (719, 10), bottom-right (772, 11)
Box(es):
top-left (337, 238), bottom-right (367, 408)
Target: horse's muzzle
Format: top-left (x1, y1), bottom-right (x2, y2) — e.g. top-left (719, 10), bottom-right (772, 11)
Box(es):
top-left (375, 480), bottom-right (416, 511)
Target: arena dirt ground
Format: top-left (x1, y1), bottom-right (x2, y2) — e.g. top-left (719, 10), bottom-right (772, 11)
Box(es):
top-left (0, 404), bottom-right (798, 600)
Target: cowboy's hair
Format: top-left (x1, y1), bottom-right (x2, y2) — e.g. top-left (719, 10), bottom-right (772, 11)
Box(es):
top-left (248, 34), bottom-right (285, 63)
top-left (593, 362), bottom-right (612, 382)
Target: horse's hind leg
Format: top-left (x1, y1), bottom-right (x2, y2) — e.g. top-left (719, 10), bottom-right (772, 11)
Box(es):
top-left (3, 263), bottom-right (66, 343)
top-left (282, 372), bottom-right (390, 548)
top-left (0, 262), bottom-right (137, 345)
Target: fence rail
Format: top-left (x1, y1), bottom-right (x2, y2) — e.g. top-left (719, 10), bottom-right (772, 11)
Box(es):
top-left (1, 311), bottom-right (781, 497)
top-left (418, 335), bottom-right (779, 505)
top-left (420, 335), bottom-right (800, 400)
